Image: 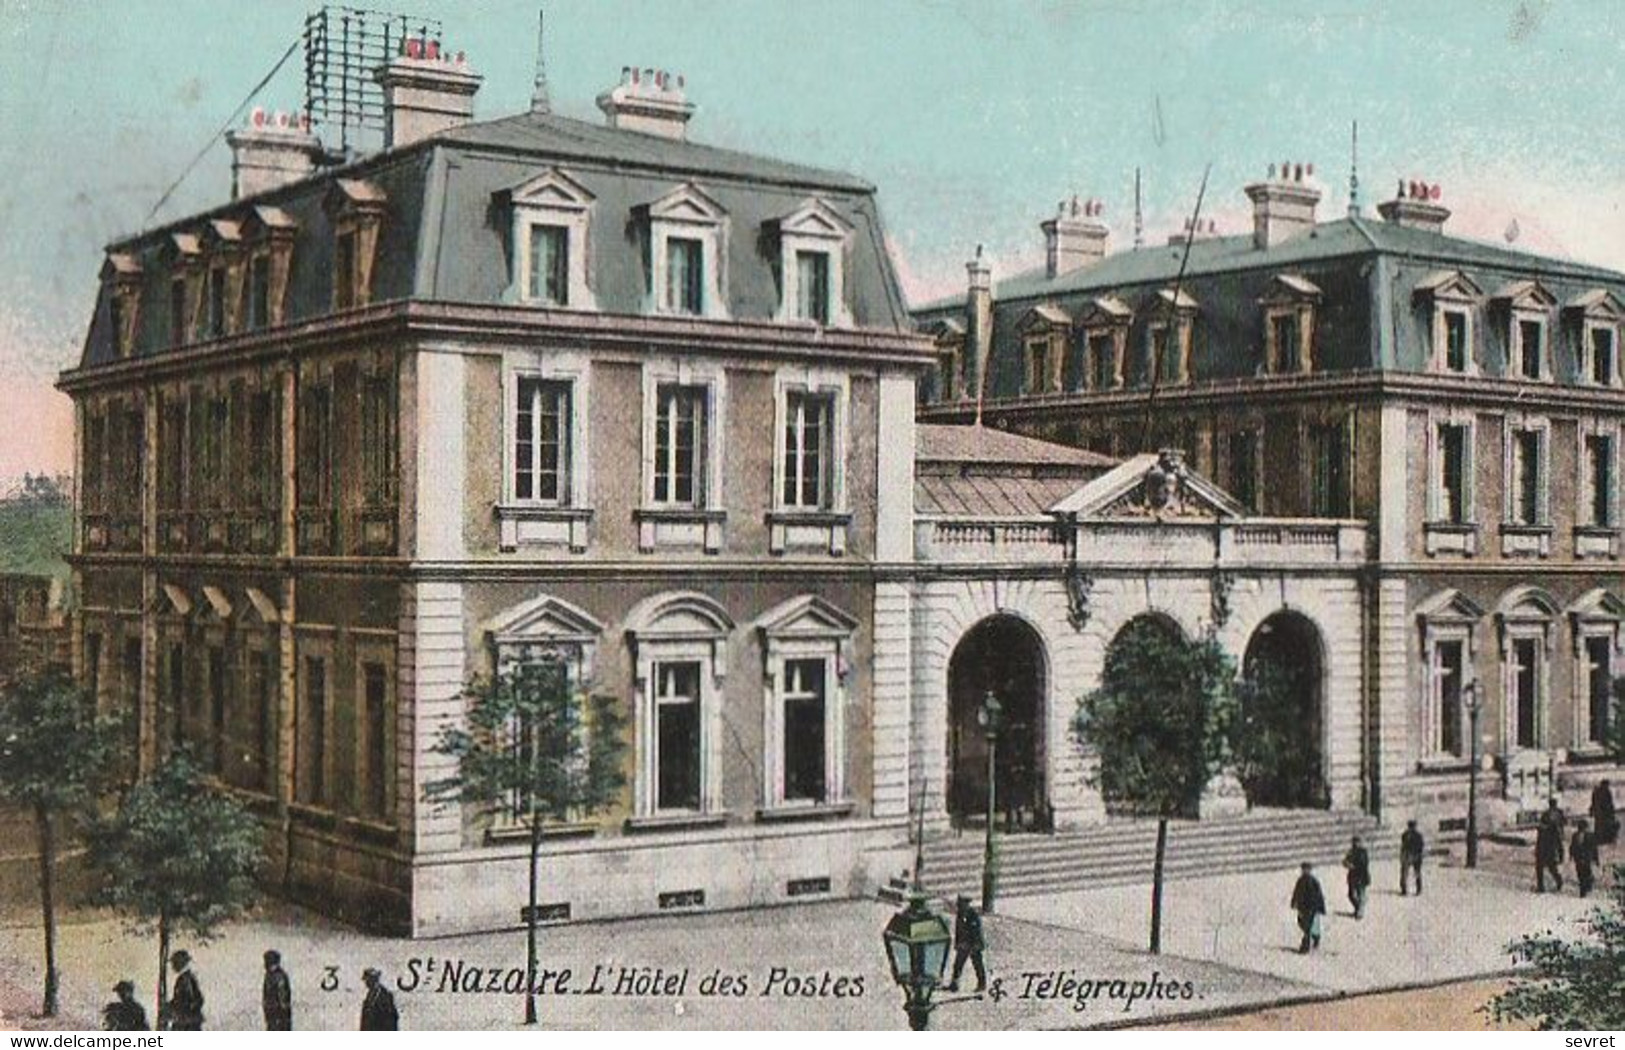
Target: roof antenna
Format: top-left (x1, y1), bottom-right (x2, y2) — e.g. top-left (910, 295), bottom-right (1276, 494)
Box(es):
top-left (530, 8), bottom-right (551, 114)
top-left (972, 244), bottom-right (989, 429)
top-left (1347, 119), bottom-right (1361, 217)
top-left (1133, 167), bottom-right (1145, 249)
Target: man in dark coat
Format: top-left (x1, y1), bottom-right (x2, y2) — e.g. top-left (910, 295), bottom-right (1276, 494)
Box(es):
top-left (1399, 820), bottom-right (1425, 896)
top-left (1342, 835), bottom-right (1371, 919)
top-left (102, 980), bottom-right (149, 1032)
top-left (1535, 811), bottom-right (1565, 892)
top-left (1571, 818), bottom-right (1600, 898)
top-left (263, 949), bottom-right (293, 1030)
top-left (165, 950), bottom-right (204, 1031)
top-left (1290, 862), bottom-right (1327, 953)
top-left (360, 967), bottom-right (399, 1031)
top-left (1591, 780), bottom-right (1619, 847)
top-left (944, 895), bottom-right (987, 993)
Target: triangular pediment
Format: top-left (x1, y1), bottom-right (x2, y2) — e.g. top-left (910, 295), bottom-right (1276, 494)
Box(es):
top-left (101, 253), bottom-right (142, 281)
top-left (776, 197), bottom-right (853, 240)
top-left (152, 582), bottom-right (193, 617)
top-left (1154, 287), bottom-right (1200, 314)
top-left (1414, 270), bottom-right (1482, 302)
top-left (1494, 584), bottom-right (1559, 621)
top-left (1048, 452), bottom-right (1243, 520)
top-left (197, 585), bottom-right (233, 624)
top-left (166, 232), bottom-right (203, 262)
top-left (1076, 295), bottom-right (1133, 328)
top-left (918, 316), bottom-right (964, 341)
top-left (505, 166), bottom-right (596, 211)
top-left (1492, 279), bottom-right (1557, 310)
top-left (202, 218), bottom-right (243, 247)
top-left (1259, 273), bottom-right (1323, 303)
top-left (484, 594), bottom-right (605, 646)
top-left (758, 595), bottom-right (860, 639)
top-left (325, 177), bottom-right (387, 215)
top-left (1568, 587), bottom-right (1625, 622)
top-left (626, 590), bottom-right (734, 639)
top-left (239, 587), bottom-right (280, 626)
top-left (1017, 303), bottom-right (1071, 333)
top-left (1565, 288), bottom-right (1625, 321)
top-left (1415, 587), bottom-right (1484, 623)
top-left (643, 181), bottom-right (726, 224)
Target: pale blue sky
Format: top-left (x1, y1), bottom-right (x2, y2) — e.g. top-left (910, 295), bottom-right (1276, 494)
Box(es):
top-left (3, 0), bottom-right (1624, 473)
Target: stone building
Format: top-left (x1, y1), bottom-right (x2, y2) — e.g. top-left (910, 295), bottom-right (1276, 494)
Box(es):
top-left (916, 167), bottom-right (1625, 831)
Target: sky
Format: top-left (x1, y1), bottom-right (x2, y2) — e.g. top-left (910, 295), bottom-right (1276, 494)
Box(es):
top-left (3, 0), bottom-right (1625, 480)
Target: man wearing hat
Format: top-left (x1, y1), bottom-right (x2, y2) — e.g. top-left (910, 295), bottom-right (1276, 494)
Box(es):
top-left (943, 895), bottom-right (987, 994)
top-left (165, 950), bottom-right (204, 1030)
top-left (263, 949), bottom-right (293, 1030)
top-left (360, 967), bottom-right (399, 1030)
top-left (102, 980), bottom-right (148, 1031)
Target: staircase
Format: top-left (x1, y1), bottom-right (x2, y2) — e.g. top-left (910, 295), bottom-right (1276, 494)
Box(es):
top-left (914, 808), bottom-right (1391, 902)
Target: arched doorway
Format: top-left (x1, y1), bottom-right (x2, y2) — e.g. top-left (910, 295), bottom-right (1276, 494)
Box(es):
top-left (1239, 611), bottom-right (1328, 809)
top-left (947, 616), bottom-right (1047, 830)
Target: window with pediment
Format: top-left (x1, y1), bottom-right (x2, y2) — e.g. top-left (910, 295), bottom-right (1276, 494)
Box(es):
top-left (1260, 274), bottom-right (1322, 374)
top-left (1567, 589), bottom-right (1625, 750)
top-left (1494, 586), bottom-right (1558, 752)
top-left (201, 218), bottom-right (246, 339)
top-left (502, 167), bottom-right (597, 310)
top-left (919, 318), bottom-right (965, 402)
top-left (638, 182), bottom-right (728, 320)
top-left (772, 198), bottom-right (854, 327)
top-left (166, 232), bottom-right (204, 347)
top-left (1147, 288), bottom-right (1197, 386)
top-left (1565, 289), bottom-right (1624, 388)
top-left (240, 205), bottom-right (297, 331)
top-left (1017, 304), bottom-right (1069, 394)
top-left (757, 596), bottom-right (857, 813)
top-left (102, 253), bottom-right (143, 358)
top-left (1494, 279), bottom-right (1556, 382)
top-left (325, 178), bottom-right (387, 312)
top-left (1414, 270), bottom-right (1482, 375)
top-left (1416, 588), bottom-right (1484, 763)
top-left (1074, 296), bottom-right (1131, 392)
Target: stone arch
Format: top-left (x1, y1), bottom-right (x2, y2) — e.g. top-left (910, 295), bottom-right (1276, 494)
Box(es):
top-left (1239, 610), bottom-right (1329, 809)
top-left (945, 613), bottom-right (1050, 830)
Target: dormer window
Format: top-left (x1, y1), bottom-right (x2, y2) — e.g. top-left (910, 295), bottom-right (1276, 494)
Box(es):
top-left (1590, 327), bottom-right (1617, 385)
top-left (1147, 288), bottom-right (1198, 386)
top-left (325, 178), bottom-right (387, 312)
top-left (1494, 279), bottom-right (1556, 383)
top-left (240, 205), bottom-right (297, 331)
top-left (101, 253), bottom-right (143, 358)
top-left (771, 198), bottom-right (853, 327)
top-left (918, 317), bottom-right (965, 402)
top-left (334, 229), bottom-right (358, 311)
top-left (1415, 270), bottom-right (1482, 375)
top-left (248, 252), bottom-right (271, 330)
top-left (1016, 304), bottom-right (1069, 394)
top-left (1565, 289), bottom-right (1624, 388)
top-left (207, 263), bottom-right (229, 339)
top-left (1260, 274), bottom-right (1321, 374)
top-left (165, 232), bottom-right (203, 347)
top-left (639, 182), bottom-right (728, 321)
top-left (502, 167), bottom-right (596, 311)
top-left (1075, 296), bottom-right (1132, 391)
top-left (1516, 318), bottom-right (1546, 380)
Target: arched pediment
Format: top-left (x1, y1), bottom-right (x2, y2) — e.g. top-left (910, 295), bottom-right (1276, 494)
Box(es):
top-left (918, 316), bottom-right (964, 342)
top-left (484, 594), bottom-right (605, 647)
top-left (757, 595), bottom-right (859, 640)
top-left (1494, 585), bottom-right (1560, 622)
top-left (1568, 587), bottom-right (1625, 621)
top-left (626, 590), bottom-right (734, 640)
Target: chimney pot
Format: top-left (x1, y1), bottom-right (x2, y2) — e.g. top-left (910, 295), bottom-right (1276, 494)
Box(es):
top-left (597, 62), bottom-right (696, 139)
top-left (1245, 162), bottom-right (1322, 249)
top-left (1042, 194), bottom-right (1109, 278)
top-left (1378, 177), bottom-right (1451, 233)
top-left (375, 46), bottom-right (482, 148)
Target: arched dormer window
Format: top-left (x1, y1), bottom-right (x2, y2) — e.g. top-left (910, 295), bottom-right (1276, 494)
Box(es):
top-left (239, 205), bottom-right (298, 330)
top-left (1147, 287), bottom-right (1198, 386)
top-left (101, 253), bottom-right (143, 358)
top-left (918, 317), bottom-right (965, 402)
top-left (200, 219), bottom-right (246, 340)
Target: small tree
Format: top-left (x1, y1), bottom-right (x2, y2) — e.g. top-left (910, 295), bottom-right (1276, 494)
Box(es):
top-left (1605, 675), bottom-right (1625, 761)
top-left (0, 670), bottom-right (121, 1016)
top-left (1073, 620), bottom-right (1238, 953)
top-left (426, 659), bottom-right (627, 1025)
top-left (1233, 660), bottom-right (1321, 808)
top-left (89, 750), bottom-right (264, 1026)
top-left (1488, 862), bottom-right (1625, 1029)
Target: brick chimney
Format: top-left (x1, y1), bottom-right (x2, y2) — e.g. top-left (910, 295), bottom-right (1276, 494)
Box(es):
top-left (965, 246), bottom-right (993, 405)
top-left (375, 39), bottom-right (482, 149)
top-left (1377, 179), bottom-right (1451, 234)
top-left (225, 108), bottom-right (323, 200)
top-left (1041, 197), bottom-right (1109, 278)
top-left (597, 66), bottom-right (694, 140)
top-left (1243, 161), bottom-right (1322, 249)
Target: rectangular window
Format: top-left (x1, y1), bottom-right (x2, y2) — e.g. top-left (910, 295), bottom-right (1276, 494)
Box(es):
top-left (298, 656), bottom-right (327, 805)
top-left (205, 395), bottom-right (228, 511)
top-left (1151, 326), bottom-right (1177, 384)
top-left (1227, 430), bottom-right (1258, 512)
top-left (654, 661), bottom-right (702, 811)
top-left (782, 391), bottom-right (833, 510)
top-left (795, 250), bottom-right (830, 324)
top-left (207, 266), bottom-right (227, 339)
top-left (1512, 637), bottom-right (1539, 749)
top-left (248, 649), bottom-right (273, 794)
top-left (1585, 636), bottom-right (1612, 746)
top-left (248, 389), bottom-right (277, 510)
top-left (1585, 434), bottom-right (1614, 527)
top-left (166, 642), bottom-right (185, 747)
top-left (360, 372), bottom-right (395, 508)
top-left (297, 383), bottom-right (333, 508)
top-left (665, 237), bottom-right (703, 315)
top-left (1310, 421), bottom-right (1350, 517)
top-left (1089, 332), bottom-right (1115, 390)
top-left (1444, 311), bottom-right (1468, 372)
top-left (653, 384), bottom-right (706, 506)
top-left (362, 662), bottom-right (389, 819)
top-left (1435, 639), bottom-right (1464, 757)
top-left (207, 645), bottom-right (227, 777)
top-left (1591, 328), bottom-right (1616, 385)
top-left (1438, 424), bottom-right (1469, 524)
top-left (249, 253), bottom-right (271, 330)
top-left (170, 277), bottom-right (189, 345)
top-left (782, 658), bottom-right (827, 803)
top-left (335, 230), bottom-right (357, 311)
top-left (108, 295), bottom-right (125, 356)
top-left (83, 412), bottom-right (106, 511)
top-left (514, 378), bottom-right (570, 504)
top-left (528, 224), bottom-right (569, 306)
top-left (1511, 429), bottom-right (1542, 525)
top-left (1272, 313), bottom-right (1301, 372)
top-left (1518, 319), bottom-right (1544, 380)
top-left (1026, 339), bottom-right (1050, 393)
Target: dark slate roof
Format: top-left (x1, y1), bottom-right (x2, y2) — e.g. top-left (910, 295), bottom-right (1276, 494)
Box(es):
top-left (916, 472), bottom-right (1086, 516)
top-left (916, 424), bottom-right (1117, 468)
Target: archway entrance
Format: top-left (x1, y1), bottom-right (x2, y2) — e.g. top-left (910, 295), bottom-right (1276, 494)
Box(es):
top-left (1239, 611), bottom-right (1328, 809)
top-left (947, 616), bottom-right (1047, 831)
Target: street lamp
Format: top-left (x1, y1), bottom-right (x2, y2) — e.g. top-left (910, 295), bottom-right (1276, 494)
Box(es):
top-left (882, 892), bottom-right (952, 1030)
top-left (1465, 680), bottom-right (1481, 869)
top-left (977, 689), bottom-right (1004, 913)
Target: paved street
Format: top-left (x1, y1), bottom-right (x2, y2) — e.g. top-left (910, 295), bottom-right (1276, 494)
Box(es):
top-left (0, 840), bottom-right (1610, 1030)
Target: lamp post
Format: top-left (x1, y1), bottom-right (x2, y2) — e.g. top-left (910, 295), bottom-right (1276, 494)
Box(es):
top-left (978, 690), bottom-right (1003, 914)
top-left (882, 892), bottom-right (952, 1030)
top-left (1465, 680), bottom-right (1481, 870)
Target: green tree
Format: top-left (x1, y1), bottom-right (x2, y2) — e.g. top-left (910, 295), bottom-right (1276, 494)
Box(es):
top-left (1488, 862), bottom-right (1625, 1029)
top-left (426, 658), bottom-right (627, 1025)
top-left (1233, 659), bottom-right (1322, 809)
top-left (1606, 675), bottom-right (1625, 761)
top-left (0, 670), bottom-right (122, 1016)
top-left (89, 750), bottom-right (264, 1026)
top-left (1072, 619), bottom-right (1238, 953)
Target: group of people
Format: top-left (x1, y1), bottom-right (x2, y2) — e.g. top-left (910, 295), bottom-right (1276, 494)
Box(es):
top-left (1291, 820), bottom-right (1427, 953)
top-left (1533, 781), bottom-right (1619, 897)
top-left (102, 949), bottom-right (400, 1031)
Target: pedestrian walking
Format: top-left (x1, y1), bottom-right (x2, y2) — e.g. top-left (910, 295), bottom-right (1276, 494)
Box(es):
top-left (102, 980), bottom-right (149, 1032)
top-left (360, 967), bottom-right (399, 1031)
top-left (164, 950), bottom-right (205, 1031)
top-left (1535, 811), bottom-right (1565, 893)
top-left (1591, 779), bottom-right (1619, 847)
top-left (263, 949), bottom-right (293, 1031)
top-left (1342, 835), bottom-right (1371, 919)
top-left (1290, 862), bottom-right (1327, 954)
top-left (1545, 797), bottom-right (1567, 832)
top-left (1571, 818), bottom-right (1600, 898)
top-left (1399, 819), bottom-right (1425, 896)
top-left (944, 894), bottom-right (987, 993)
